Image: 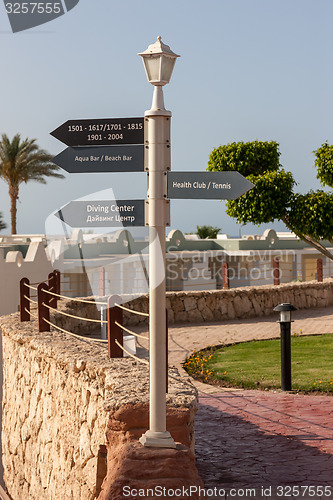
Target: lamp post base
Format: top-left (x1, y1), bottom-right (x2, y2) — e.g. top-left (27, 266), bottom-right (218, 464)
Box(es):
top-left (139, 430), bottom-right (176, 448)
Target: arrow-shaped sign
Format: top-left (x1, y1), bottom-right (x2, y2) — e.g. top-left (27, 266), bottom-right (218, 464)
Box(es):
top-left (55, 200), bottom-right (145, 228)
top-left (50, 117), bottom-right (145, 147)
top-left (4, 0), bottom-right (80, 34)
top-left (52, 145), bottom-right (144, 173)
top-left (167, 171), bottom-right (254, 200)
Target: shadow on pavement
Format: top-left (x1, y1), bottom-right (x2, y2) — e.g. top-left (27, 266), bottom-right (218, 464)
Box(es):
top-left (195, 395), bottom-right (333, 500)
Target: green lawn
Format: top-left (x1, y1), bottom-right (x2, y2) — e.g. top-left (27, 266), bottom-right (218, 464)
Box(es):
top-left (183, 334), bottom-right (333, 393)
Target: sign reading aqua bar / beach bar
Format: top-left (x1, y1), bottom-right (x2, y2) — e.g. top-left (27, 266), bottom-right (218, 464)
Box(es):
top-left (50, 117), bottom-right (144, 147)
top-left (167, 171), bottom-right (254, 200)
top-left (52, 145), bottom-right (144, 173)
top-left (55, 200), bottom-right (145, 227)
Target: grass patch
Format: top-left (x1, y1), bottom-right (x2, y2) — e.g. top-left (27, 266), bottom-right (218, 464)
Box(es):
top-left (183, 335), bottom-right (333, 393)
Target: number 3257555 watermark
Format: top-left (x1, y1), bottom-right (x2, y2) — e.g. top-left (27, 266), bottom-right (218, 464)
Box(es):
top-left (3, 0), bottom-right (80, 33)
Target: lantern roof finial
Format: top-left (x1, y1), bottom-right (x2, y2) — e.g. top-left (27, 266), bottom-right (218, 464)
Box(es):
top-left (138, 37), bottom-right (180, 58)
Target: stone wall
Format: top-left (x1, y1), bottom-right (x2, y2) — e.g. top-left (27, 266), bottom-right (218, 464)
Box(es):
top-left (47, 279), bottom-right (333, 330)
top-left (116, 279), bottom-right (333, 326)
top-left (0, 312), bottom-right (198, 500)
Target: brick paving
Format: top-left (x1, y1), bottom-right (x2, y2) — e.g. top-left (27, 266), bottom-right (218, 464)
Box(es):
top-left (195, 391), bottom-right (333, 498)
top-left (165, 307), bottom-right (333, 498)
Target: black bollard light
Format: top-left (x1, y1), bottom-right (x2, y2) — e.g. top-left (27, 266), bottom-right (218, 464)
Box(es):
top-left (273, 303), bottom-right (297, 391)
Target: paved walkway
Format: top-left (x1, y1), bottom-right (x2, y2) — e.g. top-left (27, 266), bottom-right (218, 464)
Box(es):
top-left (196, 390), bottom-right (333, 498)
top-left (138, 306), bottom-right (333, 498)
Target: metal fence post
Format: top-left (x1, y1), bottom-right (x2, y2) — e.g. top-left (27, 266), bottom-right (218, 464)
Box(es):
top-left (37, 283), bottom-right (50, 332)
top-left (317, 258), bottom-right (323, 282)
top-left (20, 277), bottom-right (30, 322)
top-left (273, 257), bottom-right (280, 285)
top-left (107, 295), bottom-right (123, 358)
top-left (222, 262), bottom-right (230, 289)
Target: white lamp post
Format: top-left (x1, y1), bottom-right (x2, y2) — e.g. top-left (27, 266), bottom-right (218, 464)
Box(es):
top-left (138, 37), bottom-right (180, 448)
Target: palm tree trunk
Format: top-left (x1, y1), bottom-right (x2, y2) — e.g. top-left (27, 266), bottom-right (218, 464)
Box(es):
top-left (9, 184), bottom-right (18, 235)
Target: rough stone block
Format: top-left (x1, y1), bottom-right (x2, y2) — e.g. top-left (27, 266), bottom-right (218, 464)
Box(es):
top-left (187, 309), bottom-right (204, 323)
top-left (227, 301), bottom-right (236, 319)
top-left (172, 297), bottom-right (185, 313)
top-left (200, 306), bottom-right (214, 322)
top-left (174, 311), bottom-right (188, 323)
top-left (184, 297), bottom-right (197, 311)
top-left (233, 295), bottom-right (252, 316)
top-left (98, 442), bottom-right (204, 500)
top-left (197, 297), bottom-right (206, 312)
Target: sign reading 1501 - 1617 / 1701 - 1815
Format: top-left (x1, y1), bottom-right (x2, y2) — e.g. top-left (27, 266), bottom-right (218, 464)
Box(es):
top-left (50, 117), bottom-right (145, 147)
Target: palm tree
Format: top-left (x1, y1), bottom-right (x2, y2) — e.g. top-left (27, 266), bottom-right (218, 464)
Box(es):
top-left (0, 212), bottom-right (6, 231)
top-left (196, 225), bottom-right (221, 239)
top-left (0, 134), bottom-right (64, 234)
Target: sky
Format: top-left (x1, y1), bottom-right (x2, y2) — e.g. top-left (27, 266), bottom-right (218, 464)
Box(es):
top-left (0, 0), bottom-right (333, 237)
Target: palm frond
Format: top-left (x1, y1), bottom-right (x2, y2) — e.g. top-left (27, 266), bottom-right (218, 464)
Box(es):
top-left (0, 133), bottom-right (64, 234)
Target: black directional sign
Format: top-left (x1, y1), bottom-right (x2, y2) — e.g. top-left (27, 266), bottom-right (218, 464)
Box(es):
top-left (50, 117), bottom-right (144, 147)
top-left (55, 200), bottom-right (145, 227)
top-left (52, 145), bottom-right (144, 173)
top-left (167, 171), bottom-right (254, 200)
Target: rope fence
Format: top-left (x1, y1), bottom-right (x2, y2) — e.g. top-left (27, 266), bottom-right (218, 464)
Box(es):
top-left (44, 288), bottom-right (107, 306)
top-left (43, 318), bottom-right (109, 343)
top-left (114, 321), bottom-right (149, 340)
top-left (114, 302), bottom-right (149, 317)
top-left (18, 270), bottom-right (159, 378)
top-left (42, 303), bottom-right (108, 324)
top-left (114, 339), bottom-right (149, 365)
top-left (25, 284), bottom-right (38, 291)
top-left (24, 295), bottom-right (37, 304)
top-left (24, 307), bottom-right (38, 319)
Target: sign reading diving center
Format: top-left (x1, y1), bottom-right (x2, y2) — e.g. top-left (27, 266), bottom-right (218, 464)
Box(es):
top-left (55, 200), bottom-right (145, 228)
top-left (167, 171), bottom-right (254, 200)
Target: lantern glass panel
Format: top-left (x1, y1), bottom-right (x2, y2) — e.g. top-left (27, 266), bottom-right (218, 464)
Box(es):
top-left (161, 55), bottom-right (176, 83)
top-left (144, 55), bottom-right (161, 83)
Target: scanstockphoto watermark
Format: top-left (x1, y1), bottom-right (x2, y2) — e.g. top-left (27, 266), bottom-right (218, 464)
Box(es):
top-left (166, 249), bottom-right (298, 284)
top-left (4, 0), bottom-right (80, 33)
top-left (123, 485), bottom-right (333, 498)
top-left (122, 485), bottom-right (258, 498)
top-left (167, 248), bottom-right (297, 265)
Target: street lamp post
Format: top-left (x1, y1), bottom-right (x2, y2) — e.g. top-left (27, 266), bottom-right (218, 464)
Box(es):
top-left (138, 37), bottom-right (180, 448)
top-left (273, 303), bottom-right (297, 391)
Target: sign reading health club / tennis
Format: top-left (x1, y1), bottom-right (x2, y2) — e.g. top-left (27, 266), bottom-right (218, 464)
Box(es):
top-left (55, 200), bottom-right (145, 228)
top-left (5, 0), bottom-right (80, 33)
top-left (167, 171), bottom-right (254, 200)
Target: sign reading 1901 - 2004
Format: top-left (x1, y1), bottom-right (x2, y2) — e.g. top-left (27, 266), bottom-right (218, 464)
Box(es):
top-left (50, 117), bottom-right (145, 147)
